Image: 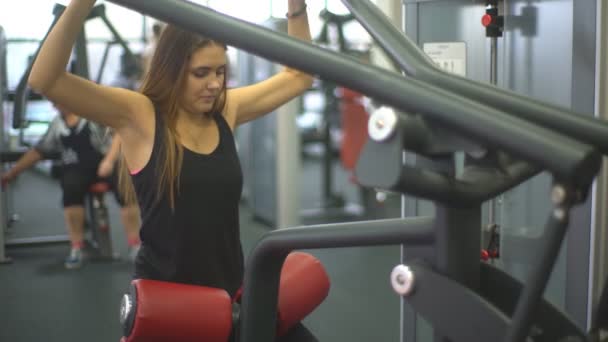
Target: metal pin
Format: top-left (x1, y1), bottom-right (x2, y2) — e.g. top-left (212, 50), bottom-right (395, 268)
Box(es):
top-left (553, 208), bottom-right (566, 221)
top-left (391, 264), bottom-right (415, 296)
top-left (368, 106), bottom-right (398, 142)
top-left (551, 185), bottom-right (567, 205)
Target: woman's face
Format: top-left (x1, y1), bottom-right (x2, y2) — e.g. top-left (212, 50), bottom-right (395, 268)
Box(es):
top-left (180, 44), bottom-right (227, 115)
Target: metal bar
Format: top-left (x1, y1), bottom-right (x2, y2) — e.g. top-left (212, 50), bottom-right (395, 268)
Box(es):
top-left (505, 192), bottom-right (574, 342)
top-left (480, 263), bottom-right (589, 341)
top-left (394, 165), bottom-right (459, 203)
top-left (342, 0), bottom-right (608, 155)
top-left (99, 15), bottom-right (137, 63)
top-left (239, 217), bottom-right (436, 342)
top-left (402, 8), bottom-right (422, 341)
top-left (488, 33), bottom-right (499, 248)
top-left (12, 14), bottom-right (61, 129)
top-left (0, 26), bottom-right (9, 264)
top-left (406, 262), bottom-right (510, 342)
top-left (96, 43), bottom-right (113, 84)
top-left (434, 204), bottom-right (481, 289)
top-left (74, 29), bottom-right (90, 79)
top-left (103, 0), bottom-right (600, 184)
top-left (322, 97), bottom-right (333, 204)
top-left (589, 0), bottom-right (608, 332)
top-left (432, 204), bottom-right (482, 341)
top-left (457, 160), bottom-right (541, 203)
top-left (394, 160), bottom-right (542, 206)
top-left (567, 0), bottom-right (599, 329)
top-left (490, 38), bottom-right (498, 86)
top-left (6, 235), bottom-right (70, 246)
top-left (357, 116), bottom-right (562, 205)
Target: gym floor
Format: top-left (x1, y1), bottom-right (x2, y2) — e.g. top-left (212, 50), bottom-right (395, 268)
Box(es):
top-left (0, 160), bottom-right (402, 342)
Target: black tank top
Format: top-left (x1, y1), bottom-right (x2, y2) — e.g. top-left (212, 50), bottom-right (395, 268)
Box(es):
top-left (132, 109), bottom-right (244, 296)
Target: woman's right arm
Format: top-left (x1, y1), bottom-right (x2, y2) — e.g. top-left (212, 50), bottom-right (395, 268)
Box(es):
top-left (28, 0), bottom-right (152, 131)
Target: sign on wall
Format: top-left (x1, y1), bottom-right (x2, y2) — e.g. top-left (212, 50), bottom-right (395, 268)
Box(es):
top-left (423, 42), bottom-right (467, 77)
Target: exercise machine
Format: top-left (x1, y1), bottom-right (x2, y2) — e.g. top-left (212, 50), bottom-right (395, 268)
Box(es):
top-left (84, 181), bottom-right (118, 260)
top-left (73, 0), bottom-right (608, 340)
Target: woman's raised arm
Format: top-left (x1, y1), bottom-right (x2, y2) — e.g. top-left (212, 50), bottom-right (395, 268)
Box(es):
top-left (28, 0), bottom-right (152, 131)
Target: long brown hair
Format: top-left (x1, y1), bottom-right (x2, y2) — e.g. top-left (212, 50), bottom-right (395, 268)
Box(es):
top-left (119, 24), bottom-right (228, 209)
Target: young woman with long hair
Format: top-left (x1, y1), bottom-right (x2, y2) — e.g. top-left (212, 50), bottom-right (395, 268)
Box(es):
top-left (28, 0), bottom-right (315, 340)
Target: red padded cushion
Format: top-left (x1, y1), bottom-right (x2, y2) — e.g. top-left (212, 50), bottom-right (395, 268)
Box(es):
top-left (276, 252), bottom-right (330, 336)
top-left (124, 279), bottom-right (232, 342)
top-left (89, 182), bottom-right (109, 193)
top-left (338, 88), bottom-right (369, 172)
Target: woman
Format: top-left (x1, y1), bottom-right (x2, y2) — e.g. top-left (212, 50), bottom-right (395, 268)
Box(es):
top-left (28, 0), bottom-right (315, 340)
top-left (2, 103), bottom-right (141, 268)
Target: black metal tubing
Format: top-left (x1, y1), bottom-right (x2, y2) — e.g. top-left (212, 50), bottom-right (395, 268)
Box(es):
top-left (342, 0), bottom-right (608, 155)
top-left (99, 11), bottom-right (138, 64)
top-left (400, 116), bottom-right (432, 153)
top-left (14, 4), bottom-right (137, 130)
top-left (96, 43), bottom-right (112, 84)
top-left (393, 160), bottom-right (541, 206)
top-left (12, 14), bottom-right (60, 130)
top-left (406, 262), bottom-right (510, 342)
top-left (13, 4), bottom-right (90, 129)
top-left (398, 112), bottom-right (478, 158)
top-left (356, 119), bottom-right (542, 205)
top-left (479, 263), bottom-right (589, 342)
top-left (56, 3), bottom-right (138, 77)
top-left (104, 0), bottom-right (600, 185)
top-left (456, 160), bottom-right (542, 204)
top-left (505, 201), bottom-right (574, 342)
top-left (239, 217), bottom-right (435, 342)
top-left (397, 166), bottom-right (470, 204)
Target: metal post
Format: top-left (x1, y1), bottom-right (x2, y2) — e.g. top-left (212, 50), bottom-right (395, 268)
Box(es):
top-left (74, 29), bottom-right (90, 79)
top-left (505, 185), bottom-right (575, 342)
top-left (276, 92), bottom-right (300, 228)
top-left (0, 26), bottom-right (10, 264)
top-left (0, 184), bottom-right (11, 263)
top-left (433, 204), bottom-right (482, 341)
top-left (486, 0), bottom-right (502, 254)
top-left (589, 0), bottom-right (608, 330)
top-left (490, 37), bottom-right (498, 86)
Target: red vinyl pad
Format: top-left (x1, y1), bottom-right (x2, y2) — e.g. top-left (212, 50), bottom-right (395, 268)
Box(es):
top-left (338, 87), bottom-right (369, 173)
top-left (89, 182), bottom-right (109, 194)
top-left (276, 252), bottom-right (331, 336)
top-left (124, 279), bottom-right (232, 342)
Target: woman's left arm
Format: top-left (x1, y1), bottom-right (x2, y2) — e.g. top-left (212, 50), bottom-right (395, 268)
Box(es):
top-left (227, 0), bottom-right (314, 126)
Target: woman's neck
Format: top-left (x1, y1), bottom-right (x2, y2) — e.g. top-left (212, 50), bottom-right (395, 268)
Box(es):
top-left (177, 110), bottom-right (213, 128)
